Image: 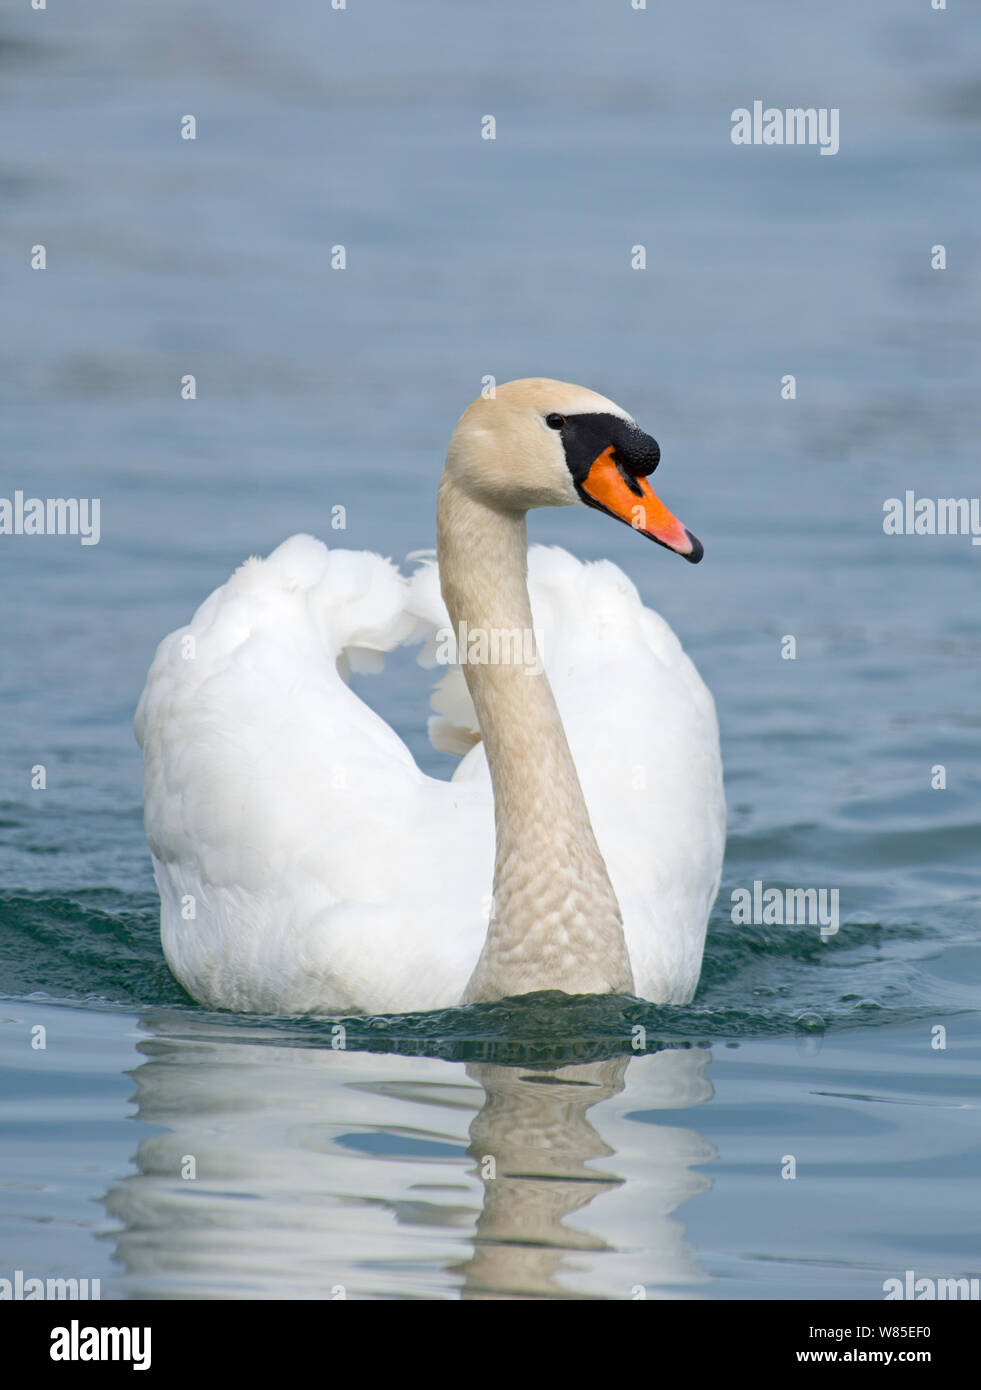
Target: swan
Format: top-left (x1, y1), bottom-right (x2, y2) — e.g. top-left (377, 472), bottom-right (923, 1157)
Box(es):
top-left (135, 378), bottom-right (725, 1015)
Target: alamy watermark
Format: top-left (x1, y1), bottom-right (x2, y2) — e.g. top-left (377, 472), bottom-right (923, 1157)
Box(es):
top-left (731, 880), bottom-right (839, 938)
top-left (731, 101), bottom-right (839, 156)
top-left (883, 491), bottom-right (981, 547)
top-left (50, 1320), bottom-right (151, 1371)
top-left (883, 1270), bottom-right (979, 1300)
top-left (1, 1269), bottom-right (101, 1299)
top-left (435, 621), bottom-right (543, 675)
top-left (0, 491), bottom-right (100, 545)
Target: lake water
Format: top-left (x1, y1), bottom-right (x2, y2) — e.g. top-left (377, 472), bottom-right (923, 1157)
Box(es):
top-left (1, 0), bottom-right (979, 1301)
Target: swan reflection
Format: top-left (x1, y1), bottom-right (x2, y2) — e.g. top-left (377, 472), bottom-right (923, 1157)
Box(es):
top-left (103, 1010), bottom-right (716, 1300)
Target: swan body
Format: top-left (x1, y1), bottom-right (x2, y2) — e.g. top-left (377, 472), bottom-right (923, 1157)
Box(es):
top-left (136, 380), bottom-right (725, 1014)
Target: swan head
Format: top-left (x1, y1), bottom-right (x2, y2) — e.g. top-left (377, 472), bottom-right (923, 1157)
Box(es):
top-left (444, 377), bottom-right (702, 562)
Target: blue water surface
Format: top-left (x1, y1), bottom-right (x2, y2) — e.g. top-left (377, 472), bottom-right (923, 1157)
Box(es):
top-left (0, 0), bottom-right (979, 1300)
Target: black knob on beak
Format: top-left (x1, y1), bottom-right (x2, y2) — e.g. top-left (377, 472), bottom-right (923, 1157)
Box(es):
top-left (617, 429), bottom-right (660, 477)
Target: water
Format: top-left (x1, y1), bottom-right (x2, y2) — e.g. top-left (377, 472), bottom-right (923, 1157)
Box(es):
top-left (1, 0), bottom-right (980, 1300)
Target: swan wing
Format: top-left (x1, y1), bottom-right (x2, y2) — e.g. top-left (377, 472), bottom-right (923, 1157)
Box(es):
top-left (136, 535), bottom-right (491, 1014)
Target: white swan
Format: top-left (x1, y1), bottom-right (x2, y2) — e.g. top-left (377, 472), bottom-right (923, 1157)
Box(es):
top-left (135, 379), bottom-right (725, 1015)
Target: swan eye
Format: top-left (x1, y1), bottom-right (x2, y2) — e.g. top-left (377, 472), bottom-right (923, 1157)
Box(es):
top-left (545, 413), bottom-right (565, 430)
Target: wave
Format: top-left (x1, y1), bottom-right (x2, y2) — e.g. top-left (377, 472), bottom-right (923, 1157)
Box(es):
top-left (0, 888), bottom-right (959, 1062)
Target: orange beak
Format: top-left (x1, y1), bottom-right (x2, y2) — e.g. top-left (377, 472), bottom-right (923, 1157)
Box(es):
top-left (579, 447), bottom-right (703, 563)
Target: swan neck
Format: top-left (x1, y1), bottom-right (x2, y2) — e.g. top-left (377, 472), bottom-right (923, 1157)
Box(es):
top-left (436, 474), bottom-right (634, 1003)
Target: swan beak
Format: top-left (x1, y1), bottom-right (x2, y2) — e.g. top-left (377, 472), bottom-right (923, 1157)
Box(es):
top-left (580, 447), bottom-right (704, 563)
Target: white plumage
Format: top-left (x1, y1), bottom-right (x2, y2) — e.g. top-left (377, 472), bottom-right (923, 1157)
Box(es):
top-left (136, 379), bottom-right (725, 1014)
